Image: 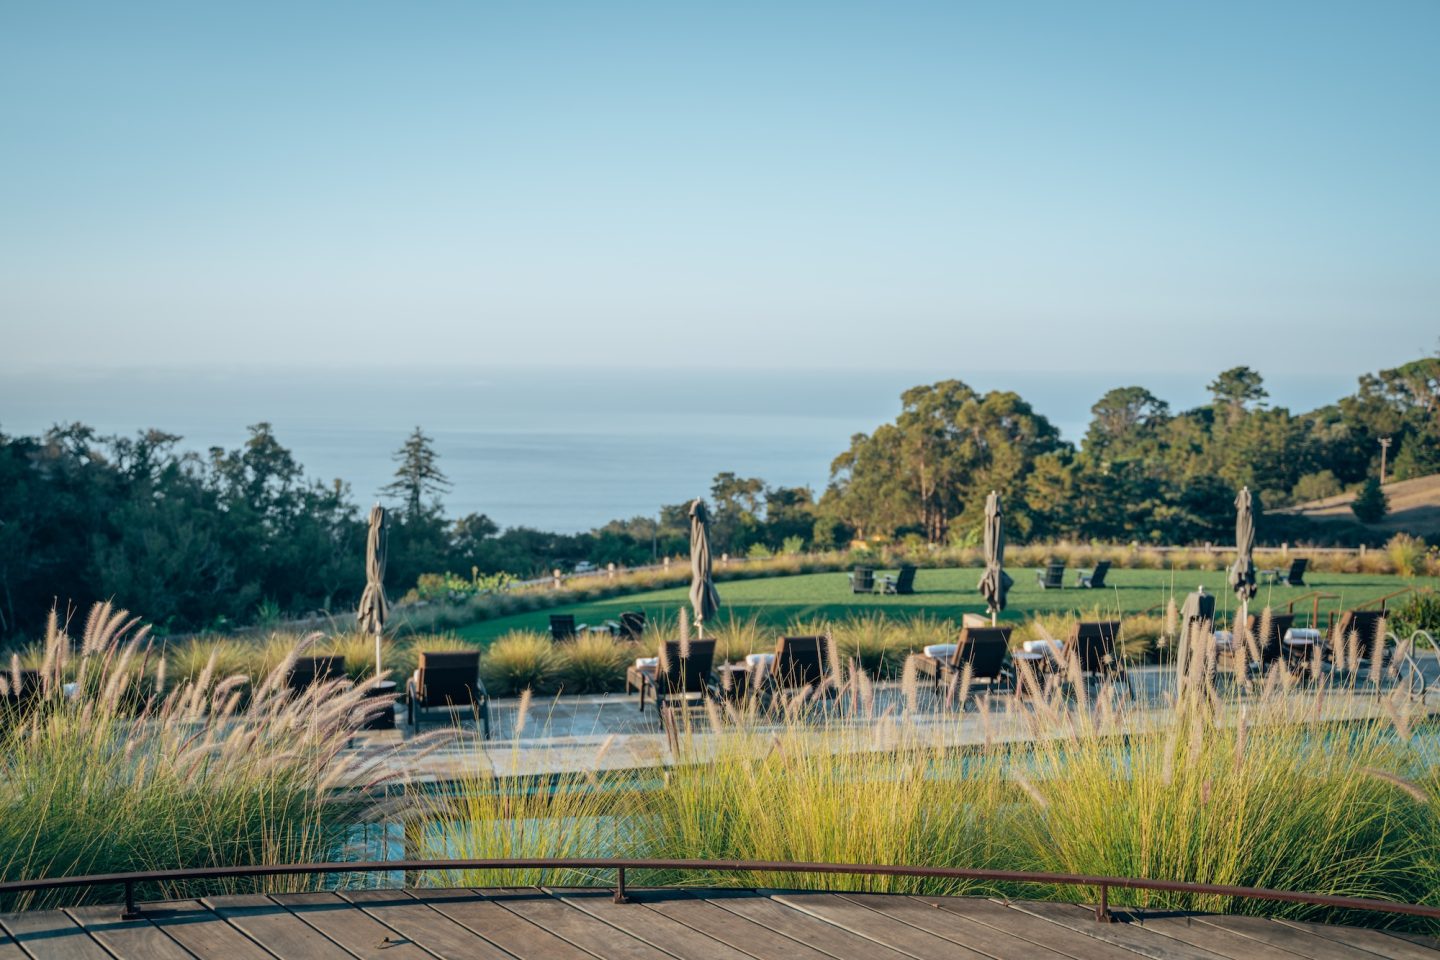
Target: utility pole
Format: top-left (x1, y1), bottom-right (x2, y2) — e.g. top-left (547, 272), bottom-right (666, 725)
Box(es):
top-left (1379, 437), bottom-right (1392, 485)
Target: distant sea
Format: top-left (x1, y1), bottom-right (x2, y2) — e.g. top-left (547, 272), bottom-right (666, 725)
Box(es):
top-left (1, 366), bottom-right (1357, 533)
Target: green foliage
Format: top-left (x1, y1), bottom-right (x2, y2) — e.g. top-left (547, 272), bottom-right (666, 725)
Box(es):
top-left (1391, 590), bottom-right (1440, 635)
top-left (1293, 469), bottom-right (1342, 502)
top-left (480, 631), bottom-right (560, 696)
top-left (1352, 477), bottom-right (1389, 523)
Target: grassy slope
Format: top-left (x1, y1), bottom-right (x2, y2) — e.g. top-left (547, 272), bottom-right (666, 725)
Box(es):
top-left (1277, 472), bottom-right (1440, 537)
top-left (455, 565), bottom-right (1427, 645)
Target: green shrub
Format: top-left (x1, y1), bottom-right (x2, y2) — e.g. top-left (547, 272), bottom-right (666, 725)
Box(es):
top-left (1352, 477), bottom-right (1389, 523)
top-left (557, 632), bottom-right (629, 694)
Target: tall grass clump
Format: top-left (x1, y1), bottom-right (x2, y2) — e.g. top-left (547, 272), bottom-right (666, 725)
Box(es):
top-left (0, 604), bottom-right (386, 909)
top-left (480, 630), bottom-right (560, 695)
top-left (557, 632), bottom-right (630, 694)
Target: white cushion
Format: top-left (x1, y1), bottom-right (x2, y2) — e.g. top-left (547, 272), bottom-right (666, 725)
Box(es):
top-left (745, 653), bottom-right (775, 667)
top-left (634, 656), bottom-right (658, 668)
top-left (62, 681), bottom-right (78, 699)
top-left (1022, 640), bottom-right (1062, 656)
top-left (923, 643), bottom-right (958, 660)
top-left (1214, 630), bottom-right (1234, 649)
top-left (1285, 628), bottom-right (1322, 642)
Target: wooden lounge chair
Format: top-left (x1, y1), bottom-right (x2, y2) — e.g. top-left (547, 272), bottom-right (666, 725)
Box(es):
top-left (848, 567), bottom-right (875, 594)
top-left (616, 610), bottom-right (646, 641)
top-left (1259, 558), bottom-right (1308, 587)
top-left (628, 640), bottom-right (716, 715)
top-left (878, 565), bottom-right (917, 595)
top-left (407, 650), bottom-right (490, 738)
top-left (1035, 562), bottom-right (1066, 590)
top-left (1066, 621), bottom-right (1130, 696)
top-left (1237, 611), bottom-right (1298, 671)
top-left (1328, 609), bottom-right (1425, 696)
top-left (914, 626), bottom-right (1014, 702)
top-left (1077, 560), bottom-right (1111, 589)
top-left (754, 635), bottom-right (835, 706)
top-left (549, 614), bottom-right (586, 642)
top-left (287, 656), bottom-right (344, 693)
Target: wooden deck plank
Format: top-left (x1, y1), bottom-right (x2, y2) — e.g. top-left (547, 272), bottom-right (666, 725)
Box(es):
top-left (1114, 912), bottom-right (1314, 960)
top-left (1199, 914), bottom-right (1398, 960)
top-left (0, 908), bottom-right (112, 960)
top-left (913, 895), bottom-right (1161, 960)
top-left (338, 889), bottom-right (514, 959)
top-left (271, 892), bottom-right (432, 960)
top-left (470, 887), bottom-right (675, 960)
top-left (133, 901), bottom-right (271, 960)
top-left (770, 891), bottom-right (992, 960)
top-left (0, 931), bottom-right (30, 960)
top-left (993, 900), bottom-right (1235, 960)
top-left (838, 892), bottom-right (1078, 960)
top-left (1273, 919), bottom-right (1440, 960)
top-left (405, 888), bottom-right (593, 960)
top-left (701, 891), bottom-right (915, 960)
top-left (546, 888), bottom-right (756, 960)
top-left (63, 906), bottom-right (195, 960)
top-left (202, 893), bottom-right (354, 960)
top-left (639, 890), bottom-right (845, 960)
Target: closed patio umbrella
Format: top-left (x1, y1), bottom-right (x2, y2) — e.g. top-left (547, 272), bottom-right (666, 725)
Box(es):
top-left (977, 491), bottom-right (1014, 625)
top-left (688, 499), bottom-right (720, 637)
top-left (357, 503), bottom-right (389, 678)
top-left (1228, 486), bottom-right (1258, 633)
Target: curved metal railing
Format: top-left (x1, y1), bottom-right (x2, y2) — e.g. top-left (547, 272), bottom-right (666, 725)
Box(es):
top-left (3, 857), bottom-right (1439, 925)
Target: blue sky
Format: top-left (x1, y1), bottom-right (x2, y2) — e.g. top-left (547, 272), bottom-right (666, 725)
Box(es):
top-left (2, 0), bottom-right (1436, 375)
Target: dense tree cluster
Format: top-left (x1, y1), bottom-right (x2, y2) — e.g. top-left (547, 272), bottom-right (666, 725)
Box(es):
top-left (2, 355), bottom-right (1435, 639)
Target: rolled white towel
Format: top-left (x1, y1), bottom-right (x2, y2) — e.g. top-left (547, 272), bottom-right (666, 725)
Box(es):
top-left (1284, 628), bottom-right (1322, 643)
top-left (633, 656), bottom-right (659, 669)
top-left (923, 643), bottom-right (958, 660)
top-left (1022, 639), bottom-right (1063, 657)
top-left (745, 653), bottom-right (775, 668)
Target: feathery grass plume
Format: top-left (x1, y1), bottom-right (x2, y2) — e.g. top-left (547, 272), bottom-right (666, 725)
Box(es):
top-left (1164, 598), bottom-right (1178, 641)
top-left (678, 606), bottom-right (692, 653)
top-left (513, 688), bottom-right (533, 736)
top-left (901, 654), bottom-right (920, 715)
top-left (1362, 768), bottom-right (1428, 804)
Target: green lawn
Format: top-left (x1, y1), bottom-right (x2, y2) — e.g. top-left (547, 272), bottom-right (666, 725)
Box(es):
top-left (454, 566), bottom-right (1432, 645)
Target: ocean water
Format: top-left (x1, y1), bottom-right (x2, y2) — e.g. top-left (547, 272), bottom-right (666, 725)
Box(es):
top-left (0, 365), bottom-right (1356, 532)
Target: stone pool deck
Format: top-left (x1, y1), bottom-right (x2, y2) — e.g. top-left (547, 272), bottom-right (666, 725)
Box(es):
top-left (353, 661), bottom-right (1440, 782)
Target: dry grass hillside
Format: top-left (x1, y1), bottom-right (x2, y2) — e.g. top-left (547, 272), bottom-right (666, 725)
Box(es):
top-left (1276, 473), bottom-right (1440, 537)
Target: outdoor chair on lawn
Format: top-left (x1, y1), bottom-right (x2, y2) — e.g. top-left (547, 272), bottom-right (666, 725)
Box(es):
top-left (628, 639), bottom-right (717, 716)
top-left (914, 626), bottom-right (1014, 706)
top-left (1035, 562), bottom-right (1066, 590)
top-left (878, 565), bottom-right (917, 595)
top-left (407, 650), bottom-right (491, 738)
top-left (1077, 560), bottom-right (1111, 589)
top-left (549, 614), bottom-right (586, 642)
top-left (1259, 558), bottom-right (1309, 587)
top-left (848, 567), bottom-right (876, 594)
top-left (287, 656), bottom-right (345, 693)
top-left (1065, 621), bottom-right (1132, 699)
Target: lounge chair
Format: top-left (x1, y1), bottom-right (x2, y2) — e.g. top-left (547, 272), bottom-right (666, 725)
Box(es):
top-left (407, 650), bottom-right (490, 738)
top-left (616, 610), bottom-right (646, 641)
top-left (878, 565), bottom-right (917, 595)
top-left (1259, 558), bottom-right (1308, 587)
top-left (1328, 610), bottom-right (1425, 696)
top-left (287, 656), bottom-right (344, 693)
top-left (1035, 562), bottom-right (1066, 590)
top-left (1077, 560), bottom-right (1111, 589)
top-left (914, 626), bottom-right (1013, 702)
top-left (848, 567), bottom-right (875, 594)
top-left (1065, 621), bottom-right (1131, 697)
top-left (750, 635), bottom-right (835, 705)
top-left (549, 614), bottom-right (586, 642)
top-left (1228, 611), bottom-right (1297, 672)
top-left (627, 639), bottom-right (716, 715)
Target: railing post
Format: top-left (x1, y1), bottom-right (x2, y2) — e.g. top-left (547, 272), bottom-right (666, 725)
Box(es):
top-left (614, 866), bottom-right (631, 904)
top-left (121, 879), bottom-right (141, 921)
top-left (1095, 882), bottom-right (1114, 923)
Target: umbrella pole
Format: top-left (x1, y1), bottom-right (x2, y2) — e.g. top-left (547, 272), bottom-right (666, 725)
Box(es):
top-left (374, 626), bottom-right (383, 682)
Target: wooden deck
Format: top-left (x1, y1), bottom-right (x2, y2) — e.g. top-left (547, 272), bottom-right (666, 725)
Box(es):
top-left (3, 888), bottom-right (1438, 959)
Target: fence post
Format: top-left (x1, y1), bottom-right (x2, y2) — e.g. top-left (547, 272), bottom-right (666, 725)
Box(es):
top-left (607, 562), bottom-right (616, 580)
top-left (552, 568), bottom-right (563, 590)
